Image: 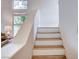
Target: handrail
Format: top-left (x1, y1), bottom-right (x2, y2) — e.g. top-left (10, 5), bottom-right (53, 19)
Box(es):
top-left (1, 9), bottom-right (38, 59)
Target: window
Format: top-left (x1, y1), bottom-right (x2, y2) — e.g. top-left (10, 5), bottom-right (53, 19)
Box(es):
top-left (13, 16), bottom-right (27, 36)
top-left (13, 0), bottom-right (28, 36)
top-left (13, 0), bottom-right (27, 9)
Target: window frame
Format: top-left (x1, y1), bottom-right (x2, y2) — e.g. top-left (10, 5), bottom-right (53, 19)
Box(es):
top-left (12, 0), bottom-right (28, 37)
top-left (13, 0), bottom-right (28, 10)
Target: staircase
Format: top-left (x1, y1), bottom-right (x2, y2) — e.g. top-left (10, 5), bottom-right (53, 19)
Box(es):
top-left (32, 27), bottom-right (66, 59)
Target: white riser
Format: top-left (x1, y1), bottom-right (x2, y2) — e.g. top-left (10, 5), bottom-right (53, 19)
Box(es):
top-left (33, 49), bottom-right (64, 55)
top-left (34, 41), bottom-right (63, 46)
top-left (37, 34), bottom-right (61, 38)
top-left (38, 28), bottom-right (59, 32)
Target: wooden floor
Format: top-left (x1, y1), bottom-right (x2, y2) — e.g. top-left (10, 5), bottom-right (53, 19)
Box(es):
top-left (32, 55), bottom-right (66, 59)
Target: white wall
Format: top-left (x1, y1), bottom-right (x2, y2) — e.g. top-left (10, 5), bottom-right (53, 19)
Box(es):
top-left (1, 0), bottom-right (59, 32)
top-left (39, 0), bottom-right (59, 27)
top-left (59, 0), bottom-right (78, 59)
top-left (1, 0), bottom-right (12, 32)
top-left (28, 0), bottom-right (59, 27)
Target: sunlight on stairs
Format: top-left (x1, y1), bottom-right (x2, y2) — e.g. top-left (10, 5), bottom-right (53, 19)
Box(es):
top-left (32, 27), bottom-right (66, 59)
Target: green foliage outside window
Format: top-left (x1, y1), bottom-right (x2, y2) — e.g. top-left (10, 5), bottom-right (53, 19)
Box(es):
top-left (13, 16), bottom-right (27, 36)
top-left (14, 16), bottom-right (27, 25)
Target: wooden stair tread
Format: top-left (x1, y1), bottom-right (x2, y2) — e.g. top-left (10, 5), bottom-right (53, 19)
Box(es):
top-left (32, 55), bottom-right (66, 59)
top-left (34, 45), bottom-right (64, 49)
top-left (38, 27), bottom-right (59, 29)
top-left (36, 38), bottom-right (62, 41)
top-left (37, 32), bottom-right (60, 34)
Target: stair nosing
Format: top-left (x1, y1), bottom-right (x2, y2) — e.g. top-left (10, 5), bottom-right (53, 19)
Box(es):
top-left (35, 38), bottom-right (62, 41)
top-left (38, 27), bottom-right (59, 29)
top-left (37, 32), bottom-right (60, 34)
top-left (34, 48), bottom-right (64, 49)
top-left (34, 45), bottom-right (64, 50)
